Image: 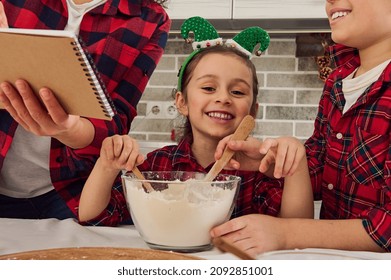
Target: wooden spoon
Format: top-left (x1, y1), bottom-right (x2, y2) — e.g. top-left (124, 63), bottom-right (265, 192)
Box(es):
top-left (203, 115), bottom-right (255, 182)
top-left (212, 236), bottom-right (255, 260)
top-left (131, 166), bottom-right (154, 193)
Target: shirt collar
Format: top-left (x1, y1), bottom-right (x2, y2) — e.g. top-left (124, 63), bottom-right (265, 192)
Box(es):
top-left (330, 44), bottom-right (359, 68)
top-left (330, 43), bottom-right (391, 83)
top-left (171, 137), bottom-right (195, 167)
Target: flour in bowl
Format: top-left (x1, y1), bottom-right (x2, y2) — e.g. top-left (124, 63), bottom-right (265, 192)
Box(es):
top-left (124, 179), bottom-right (237, 248)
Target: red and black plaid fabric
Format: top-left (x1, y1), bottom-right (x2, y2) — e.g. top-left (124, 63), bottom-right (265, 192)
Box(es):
top-left (305, 43), bottom-right (391, 251)
top-left (0, 0), bottom-right (170, 226)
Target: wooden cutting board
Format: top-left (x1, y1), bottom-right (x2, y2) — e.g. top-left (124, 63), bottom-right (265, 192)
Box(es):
top-left (0, 247), bottom-right (203, 260)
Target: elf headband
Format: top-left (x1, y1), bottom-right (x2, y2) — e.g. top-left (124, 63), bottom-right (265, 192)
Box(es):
top-left (176, 16), bottom-right (270, 92)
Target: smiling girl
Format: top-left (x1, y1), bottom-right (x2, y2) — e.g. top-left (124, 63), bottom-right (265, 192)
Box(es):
top-left (78, 20), bottom-right (313, 241)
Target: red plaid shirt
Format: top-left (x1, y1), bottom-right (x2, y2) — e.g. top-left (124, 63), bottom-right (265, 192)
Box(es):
top-left (0, 0), bottom-right (170, 226)
top-left (305, 44), bottom-right (391, 251)
top-left (138, 137), bottom-right (284, 218)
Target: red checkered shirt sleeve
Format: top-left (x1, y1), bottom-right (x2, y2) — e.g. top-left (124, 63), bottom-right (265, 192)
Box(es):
top-left (79, 178), bottom-right (131, 226)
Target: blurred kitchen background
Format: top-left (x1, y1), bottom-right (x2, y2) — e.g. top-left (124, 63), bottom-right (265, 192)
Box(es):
top-left (129, 0), bottom-right (332, 156)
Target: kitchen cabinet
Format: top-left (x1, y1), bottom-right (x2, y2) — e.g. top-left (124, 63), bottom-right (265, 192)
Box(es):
top-left (166, 0), bottom-right (326, 19)
top-left (234, 0), bottom-right (326, 19)
top-left (166, 0), bottom-right (232, 19)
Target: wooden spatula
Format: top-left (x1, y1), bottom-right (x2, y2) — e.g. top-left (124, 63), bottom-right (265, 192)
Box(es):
top-left (131, 166), bottom-right (154, 193)
top-left (212, 236), bottom-right (255, 260)
top-left (204, 115), bottom-right (255, 182)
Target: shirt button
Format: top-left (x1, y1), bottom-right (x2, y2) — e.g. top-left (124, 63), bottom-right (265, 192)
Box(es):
top-left (336, 133), bottom-right (343, 139)
top-left (327, 183), bottom-right (334, 190)
top-left (56, 156), bottom-right (64, 163)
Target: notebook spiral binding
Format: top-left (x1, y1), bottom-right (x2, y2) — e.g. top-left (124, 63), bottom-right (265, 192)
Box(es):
top-left (70, 37), bottom-right (116, 119)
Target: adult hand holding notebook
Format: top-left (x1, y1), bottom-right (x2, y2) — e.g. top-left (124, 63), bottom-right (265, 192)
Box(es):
top-left (0, 28), bottom-right (116, 120)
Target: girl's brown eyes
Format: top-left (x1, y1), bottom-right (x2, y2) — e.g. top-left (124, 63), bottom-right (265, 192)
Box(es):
top-left (232, 90), bottom-right (245, 96)
top-left (200, 87), bottom-right (248, 96)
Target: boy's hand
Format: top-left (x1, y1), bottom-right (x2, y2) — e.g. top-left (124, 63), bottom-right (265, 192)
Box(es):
top-left (259, 137), bottom-right (306, 178)
top-left (214, 136), bottom-right (306, 178)
top-left (210, 214), bottom-right (285, 257)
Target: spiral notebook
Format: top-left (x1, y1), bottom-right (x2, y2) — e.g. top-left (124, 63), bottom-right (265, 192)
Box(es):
top-left (0, 28), bottom-right (116, 120)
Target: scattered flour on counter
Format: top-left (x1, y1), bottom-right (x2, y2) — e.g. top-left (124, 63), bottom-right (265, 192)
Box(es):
top-left (124, 179), bottom-right (236, 247)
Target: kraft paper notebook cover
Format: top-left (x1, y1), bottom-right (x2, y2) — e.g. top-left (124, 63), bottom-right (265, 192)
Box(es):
top-left (0, 28), bottom-right (115, 120)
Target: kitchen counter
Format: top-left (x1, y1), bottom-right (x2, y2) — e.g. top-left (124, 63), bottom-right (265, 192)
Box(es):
top-left (0, 218), bottom-right (389, 260)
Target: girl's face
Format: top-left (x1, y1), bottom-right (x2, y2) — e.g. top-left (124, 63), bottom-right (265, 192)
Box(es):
top-left (325, 0), bottom-right (391, 49)
top-left (176, 52), bottom-right (256, 142)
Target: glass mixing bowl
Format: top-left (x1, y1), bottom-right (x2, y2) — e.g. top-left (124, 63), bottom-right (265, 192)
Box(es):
top-left (122, 171), bottom-right (240, 253)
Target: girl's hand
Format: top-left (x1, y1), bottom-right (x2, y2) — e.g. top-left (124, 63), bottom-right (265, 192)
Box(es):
top-left (100, 135), bottom-right (144, 172)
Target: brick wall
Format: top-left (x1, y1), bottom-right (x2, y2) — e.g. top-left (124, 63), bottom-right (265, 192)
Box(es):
top-left (129, 33), bottom-right (330, 143)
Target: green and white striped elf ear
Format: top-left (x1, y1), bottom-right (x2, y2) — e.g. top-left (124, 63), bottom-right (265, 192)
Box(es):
top-left (226, 26), bottom-right (270, 58)
top-left (177, 16), bottom-right (223, 91)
